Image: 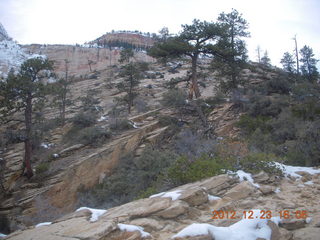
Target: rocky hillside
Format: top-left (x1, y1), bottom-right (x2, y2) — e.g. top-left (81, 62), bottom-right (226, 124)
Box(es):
top-left (90, 31), bottom-right (155, 50)
top-left (2, 166), bottom-right (320, 239)
top-left (22, 44), bottom-right (154, 78)
top-left (0, 23), bottom-right (10, 41)
top-left (1, 23), bottom-right (319, 240)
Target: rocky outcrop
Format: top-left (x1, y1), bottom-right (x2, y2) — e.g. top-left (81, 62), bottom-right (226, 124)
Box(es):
top-left (3, 170), bottom-right (320, 240)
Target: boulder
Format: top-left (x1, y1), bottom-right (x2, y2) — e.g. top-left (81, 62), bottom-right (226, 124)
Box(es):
top-left (223, 181), bottom-right (257, 201)
top-left (129, 218), bottom-right (164, 232)
top-left (253, 171), bottom-right (270, 184)
top-left (292, 227), bottom-right (320, 240)
top-left (178, 187), bottom-right (208, 206)
top-left (259, 185), bottom-right (274, 195)
top-left (155, 200), bottom-right (189, 219)
top-left (102, 197), bottom-right (172, 220)
top-left (279, 219), bottom-right (307, 230)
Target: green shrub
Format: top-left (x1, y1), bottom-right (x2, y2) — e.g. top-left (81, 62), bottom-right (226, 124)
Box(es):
top-left (135, 186), bottom-right (157, 199)
top-left (72, 112), bottom-right (97, 128)
top-left (76, 126), bottom-right (111, 146)
top-left (77, 148), bottom-right (176, 208)
top-left (236, 114), bottom-right (271, 135)
top-left (35, 162), bottom-right (50, 175)
top-left (238, 153), bottom-right (284, 176)
top-left (292, 100), bottom-right (320, 121)
top-left (265, 78), bottom-right (291, 95)
top-left (168, 154), bottom-right (227, 185)
top-left (109, 118), bottom-right (133, 130)
top-left (161, 88), bottom-right (187, 109)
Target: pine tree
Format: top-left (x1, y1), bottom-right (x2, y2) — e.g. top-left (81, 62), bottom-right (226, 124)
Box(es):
top-left (0, 57), bottom-right (53, 178)
top-left (299, 45), bottom-right (319, 82)
top-left (280, 52), bottom-right (295, 73)
top-left (213, 9), bottom-right (250, 91)
top-left (52, 59), bottom-right (72, 125)
top-left (148, 19), bottom-right (222, 99)
top-left (261, 50), bottom-right (271, 66)
top-left (116, 49), bottom-right (142, 114)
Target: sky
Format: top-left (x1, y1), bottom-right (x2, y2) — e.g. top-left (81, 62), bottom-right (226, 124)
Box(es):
top-left (0, 0), bottom-right (319, 66)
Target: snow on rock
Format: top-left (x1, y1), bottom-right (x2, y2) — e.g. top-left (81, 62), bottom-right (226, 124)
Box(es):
top-left (0, 31), bottom-right (47, 78)
top-left (40, 143), bottom-right (53, 149)
top-left (208, 195), bottom-right (221, 201)
top-left (304, 180), bottom-right (313, 185)
top-left (35, 222), bottom-right (52, 227)
top-left (76, 207), bottom-right (107, 222)
top-left (118, 223), bottom-right (151, 238)
top-left (235, 170), bottom-right (260, 188)
top-left (97, 115), bottom-right (108, 122)
top-left (150, 190), bottom-right (183, 201)
top-left (274, 187), bottom-right (281, 193)
top-left (172, 210), bottom-right (273, 240)
top-left (274, 162), bottom-right (320, 178)
top-left (0, 233), bottom-right (7, 238)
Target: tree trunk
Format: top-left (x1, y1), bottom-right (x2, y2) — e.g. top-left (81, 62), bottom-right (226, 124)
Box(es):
top-left (189, 55), bottom-right (201, 99)
top-left (23, 94), bottom-right (33, 179)
top-left (230, 24), bottom-right (237, 88)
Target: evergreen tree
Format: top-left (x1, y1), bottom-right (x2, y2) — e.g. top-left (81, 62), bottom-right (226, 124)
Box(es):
top-left (117, 49), bottom-right (142, 113)
top-left (299, 45), bottom-right (319, 82)
top-left (119, 48), bottom-right (134, 63)
top-left (52, 59), bottom-right (72, 125)
top-left (213, 9), bottom-right (250, 91)
top-left (0, 57), bottom-right (53, 178)
top-left (148, 19), bottom-right (222, 99)
top-left (280, 52), bottom-right (295, 73)
top-left (261, 50), bottom-right (271, 65)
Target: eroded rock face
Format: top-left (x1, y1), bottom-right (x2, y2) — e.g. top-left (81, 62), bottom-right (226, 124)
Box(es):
top-left (4, 170), bottom-right (320, 240)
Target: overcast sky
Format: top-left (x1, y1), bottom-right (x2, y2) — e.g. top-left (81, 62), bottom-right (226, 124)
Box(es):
top-left (0, 0), bottom-right (319, 66)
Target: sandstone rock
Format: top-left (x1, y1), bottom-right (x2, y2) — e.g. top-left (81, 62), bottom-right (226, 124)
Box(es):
top-left (5, 217), bottom-right (117, 240)
top-left (292, 227), bottom-right (320, 240)
top-left (224, 181), bottom-right (257, 201)
top-left (129, 218), bottom-right (164, 232)
top-left (173, 235), bottom-right (213, 240)
top-left (199, 175), bottom-right (236, 196)
top-left (279, 219), bottom-right (307, 230)
top-left (58, 144), bottom-right (85, 157)
top-left (178, 187), bottom-right (208, 206)
top-left (102, 197), bottom-right (172, 221)
top-left (253, 171), bottom-right (270, 184)
top-left (106, 230), bottom-right (147, 240)
top-left (267, 220), bottom-right (281, 240)
top-left (296, 171), bottom-right (313, 180)
top-left (279, 228), bottom-right (293, 240)
top-left (155, 200), bottom-right (189, 219)
top-left (259, 185), bottom-right (274, 195)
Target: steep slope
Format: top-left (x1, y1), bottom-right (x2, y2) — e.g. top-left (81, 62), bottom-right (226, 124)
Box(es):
top-left (0, 23), bottom-right (44, 78)
top-left (2, 167), bottom-right (320, 239)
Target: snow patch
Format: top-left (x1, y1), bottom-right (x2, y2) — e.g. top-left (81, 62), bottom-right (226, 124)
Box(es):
top-left (76, 207), bottom-right (107, 222)
top-left (40, 143), bottom-right (53, 149)
top-left (274, 187), bottom-right (281, 193)
top-left (304, 181), bottom-right (313, 185)
top-left (208, 195), bottom-right (221, 201)
top-left (172, 210), bottom-right (273, 240)
top-left (118, 223), bottom-right (151, 238)
top-left (35, 222), bottom-right (52, 227)
top-left (274, 162), bottom-right (320, 178)
top-left (150, 190), bottom-right (183, 201)
top-left (0, 233), bottom-right (7, 238)
top-left (97, 115), bottom-right (108, 122)
top-left (236, 170), bottom-right (260, 188)
top-left (306, 217), bottom-right (312, 224)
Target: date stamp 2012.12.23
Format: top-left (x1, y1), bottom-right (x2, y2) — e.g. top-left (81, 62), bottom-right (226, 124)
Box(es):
top-left (211, 210), bottom-right (309, 220)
